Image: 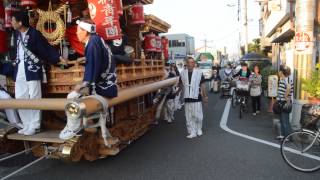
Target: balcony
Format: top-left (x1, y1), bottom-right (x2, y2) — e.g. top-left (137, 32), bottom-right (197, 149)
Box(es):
top-left (264, 0), bottom-right (291, 38)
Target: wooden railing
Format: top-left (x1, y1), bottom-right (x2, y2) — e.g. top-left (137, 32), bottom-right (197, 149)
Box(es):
top-left (6, 58), bottom-right (165, 94)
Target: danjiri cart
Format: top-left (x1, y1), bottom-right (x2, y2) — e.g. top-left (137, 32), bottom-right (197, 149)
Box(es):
top-left (0, 0), bottom-right (176, 167)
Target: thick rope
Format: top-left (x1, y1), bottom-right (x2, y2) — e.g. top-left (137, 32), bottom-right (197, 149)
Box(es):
top-left (82, 95), bottom-right (112, 147)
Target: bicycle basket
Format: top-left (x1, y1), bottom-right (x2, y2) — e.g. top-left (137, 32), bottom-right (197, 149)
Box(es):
top-left (236, 81), bottom-right (250, 92)
top-left (300, 104), bottom-right (320, 130)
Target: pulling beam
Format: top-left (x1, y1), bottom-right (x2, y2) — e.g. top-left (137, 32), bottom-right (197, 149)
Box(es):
top-left (0, 78), bottom-right (178, 111)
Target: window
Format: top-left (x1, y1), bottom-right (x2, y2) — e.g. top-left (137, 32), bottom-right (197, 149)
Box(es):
top-left (169, 40), bottom-right (186, 47)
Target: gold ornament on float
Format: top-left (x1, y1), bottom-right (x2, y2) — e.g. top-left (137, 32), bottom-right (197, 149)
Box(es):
top-left (36, 1), bottom-right (67, 45)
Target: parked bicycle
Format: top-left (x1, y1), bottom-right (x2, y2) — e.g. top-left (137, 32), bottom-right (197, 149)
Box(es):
top-left (281, 104), bottom-right (320, 172)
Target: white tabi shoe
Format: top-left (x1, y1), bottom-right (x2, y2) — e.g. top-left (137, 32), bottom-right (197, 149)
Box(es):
top-left (197, 130), bottom-right (203, 136)
top-left (18, 126), bottom-right (28, 135)
top-left (165, 119), bottom-right (172, 124)
top-left (186, 133), bottom-right (197, 139)
top-left (60, 116), bottom-right (82, 140)
top-left (23, 128), bottom-right (40, 136)
top-left (59, 126), bottom-right (82, 140)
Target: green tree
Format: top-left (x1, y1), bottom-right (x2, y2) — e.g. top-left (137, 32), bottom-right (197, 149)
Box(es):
top-left (241, 38), bottom-right (263, 55)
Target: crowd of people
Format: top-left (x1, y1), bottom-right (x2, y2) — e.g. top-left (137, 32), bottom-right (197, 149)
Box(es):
top-left (0, 11), bottom-right (295, 142)
top-left (219, 62), bottom-right (294, 140)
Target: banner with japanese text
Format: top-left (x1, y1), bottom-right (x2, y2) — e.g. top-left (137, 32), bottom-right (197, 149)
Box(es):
top-left (87, 0), bottom-right (121, 40)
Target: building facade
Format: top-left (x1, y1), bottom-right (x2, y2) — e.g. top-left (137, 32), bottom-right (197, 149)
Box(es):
top-left (259, 0), bottom-right (320, 128)
top-left (260, 0), bottom-right (319, 69)
top-left (164, 33), bottom-right (195, 61)
top-left (259, 0), bottom-right (295, 70)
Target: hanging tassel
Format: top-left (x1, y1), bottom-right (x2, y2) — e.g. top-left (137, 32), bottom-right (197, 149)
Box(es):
top-left (62, 39), bottom-right (69, 60)
top-left (66, 2), bottom-right (72, 24)
top-left (10, 32), bottom-right (14, 48)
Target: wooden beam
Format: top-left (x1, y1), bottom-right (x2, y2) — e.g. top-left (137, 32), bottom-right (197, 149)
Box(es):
top-left (0, 78), bottom-right (178, 111)
top-left (7, 130), bottom-right (65, 143)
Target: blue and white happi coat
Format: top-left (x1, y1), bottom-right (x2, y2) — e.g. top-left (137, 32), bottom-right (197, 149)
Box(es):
top-left (83, 34), bottom-right (117, 98)
top-left (11, 27), bottom-right (60, 81)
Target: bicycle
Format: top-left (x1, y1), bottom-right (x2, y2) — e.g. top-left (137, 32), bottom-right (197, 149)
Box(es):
top-left (231, 80), bottom-right (250, 119)
top-left (281, 104), bottom-right (320, 172)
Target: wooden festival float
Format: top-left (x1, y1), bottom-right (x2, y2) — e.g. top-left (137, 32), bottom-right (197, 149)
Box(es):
top-left (0, 0), bottom-right (175, 164)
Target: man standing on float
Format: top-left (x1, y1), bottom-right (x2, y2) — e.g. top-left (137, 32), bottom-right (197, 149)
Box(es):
top-left (10, 11), bottom-right (65, 135)
top-left (177, 57), bottom-right (208, 138)
top-left (59, 19), bottom-right (118, 140)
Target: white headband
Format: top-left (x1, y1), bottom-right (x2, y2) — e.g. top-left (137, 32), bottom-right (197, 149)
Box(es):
top-left (76, 20), bottom-right (96, 33)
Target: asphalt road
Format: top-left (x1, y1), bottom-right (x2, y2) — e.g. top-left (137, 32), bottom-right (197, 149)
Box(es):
top-left (0, 87), bottom-right (320, 180)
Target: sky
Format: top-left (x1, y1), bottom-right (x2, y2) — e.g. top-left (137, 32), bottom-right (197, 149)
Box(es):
top-left (145, 0), bottom-right (261, 56)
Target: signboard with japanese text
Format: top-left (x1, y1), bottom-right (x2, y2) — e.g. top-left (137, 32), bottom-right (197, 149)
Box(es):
top-left (87, 0), bottom-right (122, 40)
top-left (295, 31), bottom-right (314, 54)
top-left (268, 75), bottom-right (278, 97)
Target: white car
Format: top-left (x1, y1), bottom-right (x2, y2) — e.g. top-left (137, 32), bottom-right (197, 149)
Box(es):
top-left (198, 62), bottom-right (213, 80)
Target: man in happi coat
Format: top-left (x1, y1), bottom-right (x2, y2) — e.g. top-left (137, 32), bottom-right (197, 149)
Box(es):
top-left (59, 19), bottom-right (118, 140)
top-left (162, 63), bottom-right (179, 123)
top-left (3, 11), bottom-right (65, 135)
top-left (177, 57), bottom-right (208, 138)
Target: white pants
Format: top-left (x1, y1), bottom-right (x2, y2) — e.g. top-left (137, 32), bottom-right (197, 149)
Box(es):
top-left (163, 99), bottom-right (175, 122)
top-left (15, 80), bottom-right (41, 129)
top-left (185, 102), bottom-right (203, 135)
top-left (0, 90), bottom-right (21, 125)
top-left (174, 91), bottom-right (182, 110)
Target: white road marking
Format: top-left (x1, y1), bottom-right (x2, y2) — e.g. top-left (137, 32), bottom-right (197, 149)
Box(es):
top-left (220, 99), bottom-right (320, 161)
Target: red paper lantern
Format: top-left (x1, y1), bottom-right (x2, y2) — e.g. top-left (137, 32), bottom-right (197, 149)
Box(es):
top-left (144, 33), bottom-right (156, 52)
top-left (155, 36), bottom-right (161, 52)
top-left (5, 4), bottom-right (19, 28)
top-left (0, 1), bottom-right (8, 53)
top-left (115, 0), bottom-right (123, 16)
top-left (87, 0), bottom-right (122, 40)
top-left (161, 37), bottom-right (169, 60)
top-left (130, 2), bottom-right (145, 25)
top-left (20, 0), bottom-right (37, 8)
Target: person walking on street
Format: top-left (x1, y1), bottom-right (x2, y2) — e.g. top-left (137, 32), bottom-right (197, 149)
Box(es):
top-left (223, 63), bottom-right (233, 81)
top-left (249, 65), bottom-right (262, 116)
top-left (177, 57), bottom-right (208, 139)
top-left (170, 64), bottom-right (183, 111)
top-left (276, 65), bottom-right (293, 140)
top-left (162, 63), bottom-right (179, 123)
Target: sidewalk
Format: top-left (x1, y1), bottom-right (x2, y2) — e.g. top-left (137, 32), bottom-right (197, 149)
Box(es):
top-left (227, 96), bottom-right (282, 144)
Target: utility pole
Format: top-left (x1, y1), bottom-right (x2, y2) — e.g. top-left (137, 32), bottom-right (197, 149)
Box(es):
top-left (204, 39), bottom-right (207, 53)
top-left (238, 0), bottom-right (242, 57)
top-left (201, 39), bottom-right (213, 53)
top-left (244, 0), bottom-right (248, 54)
top-left (292, 0), bottom-right (316, 129)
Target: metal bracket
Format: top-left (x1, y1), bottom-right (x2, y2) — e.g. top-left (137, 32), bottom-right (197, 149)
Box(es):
top-left (0, 126), bottom-right (17, 139)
